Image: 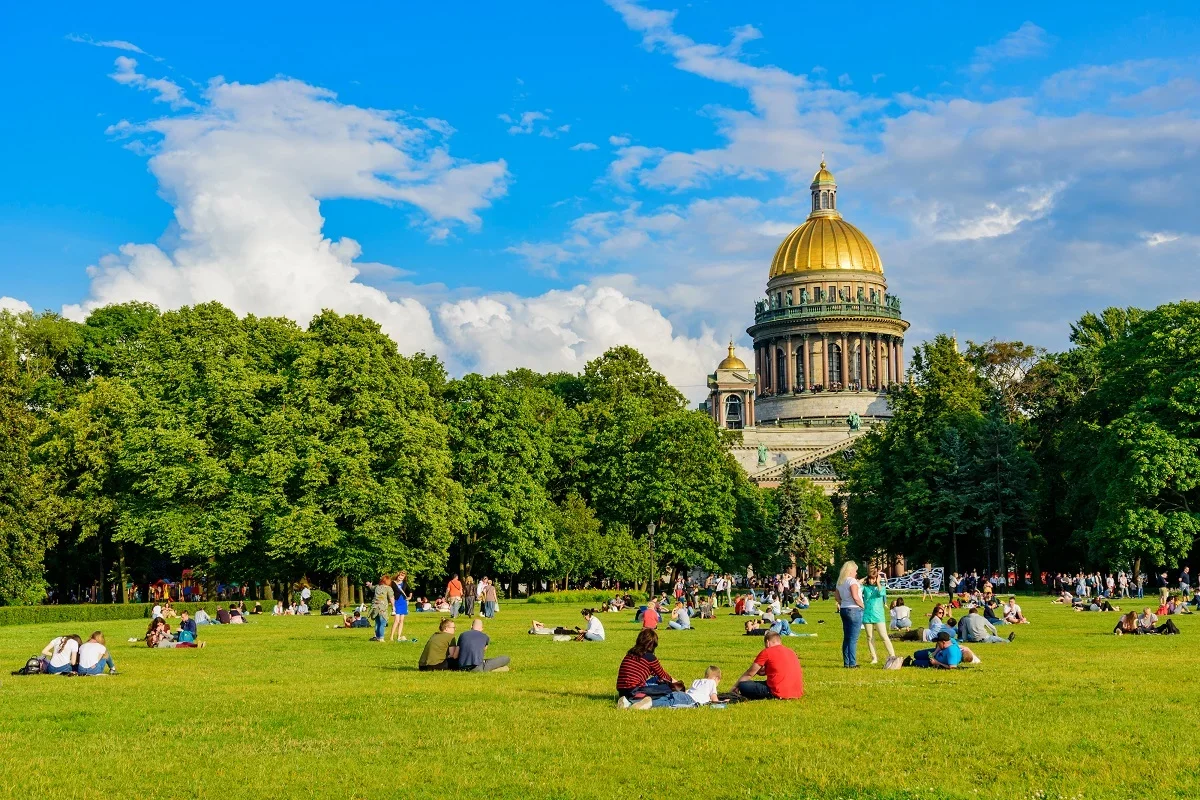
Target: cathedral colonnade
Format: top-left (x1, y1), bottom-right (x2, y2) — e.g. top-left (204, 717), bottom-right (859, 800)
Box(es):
top-left (752, 332), bottom-right (904, 395)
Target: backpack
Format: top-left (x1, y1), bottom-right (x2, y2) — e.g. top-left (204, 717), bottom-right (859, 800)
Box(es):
top-left (12, 655), bottom-right (46, 675)
top-left (883, 655), bottom-right (903, 670)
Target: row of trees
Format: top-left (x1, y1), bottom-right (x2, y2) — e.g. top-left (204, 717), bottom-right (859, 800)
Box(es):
top-left (845, 302), bottom-right (1200, 582)
top-left (0, 302), bottom-right (835, 605)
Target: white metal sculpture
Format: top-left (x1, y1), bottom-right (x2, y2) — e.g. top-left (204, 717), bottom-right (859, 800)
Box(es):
top-left (885, 566), bottom-right (943, 592)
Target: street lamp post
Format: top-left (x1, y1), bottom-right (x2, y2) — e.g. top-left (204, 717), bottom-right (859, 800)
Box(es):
top-left (648, 522), bottom-right (657, 595)
top-left (984, 526), bottom-right (991, 578)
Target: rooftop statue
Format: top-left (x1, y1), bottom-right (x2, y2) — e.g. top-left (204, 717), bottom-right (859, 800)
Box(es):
top-left (798, 288), bottom-right (809, 305)
top-left (848, 411), bottom-right (862, 432)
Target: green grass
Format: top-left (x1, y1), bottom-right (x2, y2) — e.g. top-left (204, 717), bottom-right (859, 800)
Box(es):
top-left (1, 597), bottom-right (1196, 800)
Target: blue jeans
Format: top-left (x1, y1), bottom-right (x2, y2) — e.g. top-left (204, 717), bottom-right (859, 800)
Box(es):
top-left (48, 662), bottom-right (73, 675)
top-left (77, 655), bottom-right (115, 675)
top-left (374, 614), bottom-right (387, 639)
top-left (736, 680), bottom-right (774, 700)
top-left (1137, 585), bottom-right (1144, 598)
top-left (651, 691), bottom-right (696, 708)
top-left (667, 621), bottom-right (689, 630)
top-left (839, 607), bottom-right (863, 666)
top-left (449, 599), bottom-right (461, 618)
top-left (771, 620), bottom-right (793, 636)
top-left (912, 648), bottom-right (935, 668)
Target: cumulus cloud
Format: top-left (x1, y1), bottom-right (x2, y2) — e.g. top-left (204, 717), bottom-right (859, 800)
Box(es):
top-left (500, 110), bottom-right (552, 135)
top-left (68, 75), bottom-right (510, 355)
top-left (0, 297), bottom-right (33, 314)
top-left (570, 141), bottom-right (599, 151)
top-left (438, 284), bottom-right (727, 394)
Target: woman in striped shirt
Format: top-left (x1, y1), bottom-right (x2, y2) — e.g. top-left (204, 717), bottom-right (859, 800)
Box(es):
top-left (616, 629), bottom-right (681, 709)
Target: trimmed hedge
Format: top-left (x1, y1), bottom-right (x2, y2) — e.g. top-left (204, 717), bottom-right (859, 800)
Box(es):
top-left (526, 590), bottom-right (648, 605)
top-left (0, 600), bottom-right (266, 627)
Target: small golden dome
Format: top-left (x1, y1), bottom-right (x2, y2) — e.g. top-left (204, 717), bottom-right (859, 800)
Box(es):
top-left (717, 341), bottom-right (747, 370)
top-left (769, 215), bottom-right (883, 277)
top-left (811, 158), bottom-right (836, 186)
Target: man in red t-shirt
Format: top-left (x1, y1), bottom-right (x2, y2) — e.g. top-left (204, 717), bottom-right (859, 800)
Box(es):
top-left (641, 601), bottom-right (660, 629)
top-left (734, 631), bottom-right (804, 700)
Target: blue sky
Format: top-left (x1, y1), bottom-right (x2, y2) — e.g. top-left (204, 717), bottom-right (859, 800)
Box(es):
top-left (2, 1), bottom-right (1198, 398)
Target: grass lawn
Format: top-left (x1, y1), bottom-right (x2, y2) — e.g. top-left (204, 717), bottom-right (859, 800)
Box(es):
top-left (1, 596), bottom-right (1196, 800)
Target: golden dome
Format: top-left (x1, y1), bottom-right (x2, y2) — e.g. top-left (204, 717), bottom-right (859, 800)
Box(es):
top-left (769, 215), bottom-right (883, 277)
top-left (717, 342), bottom-right (747, 370)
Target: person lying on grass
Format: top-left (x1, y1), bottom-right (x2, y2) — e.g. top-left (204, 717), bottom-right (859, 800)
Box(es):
top-left (146, 617), bottom-right (205, 648)
top-left (731, 630), bottom-right (805, 701)
top-left (336, 611), bottom-right (371, 629)
top-left (1074, 598), bottom-right (1118, 612)
top-left (957, 607), bottom-right (1016, 645)
top-left (905, 632), bottom-right (963, 668)
top-left (41, 634), bottom-right (81, 675)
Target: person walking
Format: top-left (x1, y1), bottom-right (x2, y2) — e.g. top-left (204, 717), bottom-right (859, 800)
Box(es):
top-left (481, 578), bottom-right (498, 618)
top-left (836, 561), bottom-right (865, 668)
top-left (861, 566), bottom-right (895, 665)
top-left (389, 571), bottom-right (411, 642)
top-left (446, 573), bottom-right (464, 618)
top-left (370, 575), bottom-right (394, 642)
top-left (463, 576), bottom-right (477, 617)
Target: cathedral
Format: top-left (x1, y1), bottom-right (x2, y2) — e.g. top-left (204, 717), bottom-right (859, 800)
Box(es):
top-left (703, 160), bottom-right (909, 492)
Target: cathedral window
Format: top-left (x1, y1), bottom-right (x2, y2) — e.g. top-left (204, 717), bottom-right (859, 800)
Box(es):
top-left (724, 395), bottom-right (743, 430)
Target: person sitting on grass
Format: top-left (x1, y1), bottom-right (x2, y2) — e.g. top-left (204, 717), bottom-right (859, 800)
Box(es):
top-left (146, 617), bottom-right (204, 649)
top-left (615, 629), bottom-right (681, 709)
top-left (1136, 608), bottom-right (1181, 635)
top-left (1003, 597), bottom-right (1029, 624)
top-left (927, 605), bottom-right (957, 640)
top-left (1114, 611), bottom-right (1143, 635)
top-left (216, 605), bottom-right (232, 624)
top-left (981, 601), bottom-right (1006, 626)
top-left (641, 601), bottom-right (660, 630)
top-left (732, 630), bottom-right (805, 701)
top-left (455, 619), bottom-right (511, 672)
top-left (1167, 596), bottom-right (1192, 615)
top-left (433, 597), bottom-right (451, 613)
top-left (272, 601), bottom-right (284, 616)
top-left (698, 597), bottom-right (715, 619)
top-left (296, 600), bottom-right (309, 615)
top-left (889, 598), bottom-right (912, 630)
top-left (787, 608), bottom-right (808, 625)
top-left (161, 599), bottom-right (179, 619)
top-left (229, 605), bottom-right (245, 624)
top-left (957, 607), bottom-right (1015, 644)
top-left (793, 594), bottom-right (810, 611)
top-left (41, 634), bottom-right (81, 675)
top-left (177, 611), bottom-right (198, 644)
top-left (577, 608), bottom-right (606, 641)
top-left (195, 608), bottom-right (214, 625)
top-left (1053, 590), bottom-right (1074, 604)
top-left (75, 632), bottom-right (117, 676)
top-left (667, 603), bottom-right (692, 631)
top-left (337, 611), bottom-right (371, 629)
top-left (418, 618), bottom-right (459, 671)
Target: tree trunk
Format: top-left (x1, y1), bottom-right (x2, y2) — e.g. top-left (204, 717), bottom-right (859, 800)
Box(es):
top-left (116, 543), bottom-right (127, 604)
top-left (263, 581), bottom-right (274, 601)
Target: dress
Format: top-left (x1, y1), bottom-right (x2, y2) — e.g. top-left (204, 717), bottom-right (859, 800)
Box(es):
top-left (394, 581), bottom-right (409, 615)
top-left (861, 583), bottom-right (887, 625)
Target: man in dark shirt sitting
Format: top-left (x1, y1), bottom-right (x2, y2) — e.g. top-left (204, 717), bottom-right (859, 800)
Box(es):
top-left (178, 611), bottom-right (198, 642)
top-left (215, 606), bottom-right (232, 624)
top-left (456, 619), bottom-right (511, 672)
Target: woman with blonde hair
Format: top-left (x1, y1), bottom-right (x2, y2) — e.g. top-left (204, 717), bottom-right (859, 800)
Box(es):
top-left (835, 561), bottom-right (865, 668)
top-left (389, 571), bottom-right (411, 642)
top-left (861, 566), bottom-right (895, 665)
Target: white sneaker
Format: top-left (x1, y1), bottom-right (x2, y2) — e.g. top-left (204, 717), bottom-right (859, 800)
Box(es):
top-left (616, 696), bottom-right (632, 709)
top-left (632, 696), bottom-right (653, 710)
top-left (971, 654), bottom-right (982, 664)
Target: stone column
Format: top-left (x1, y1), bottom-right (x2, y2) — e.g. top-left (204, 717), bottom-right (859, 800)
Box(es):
top-left (746, 390), bottom-right (754, 427)
top-left (887, 336), bottom-right (896, 385)
top-left (897, 339), bottom-right (905, 382)
top-left (873, 334), bottom-right (881, 389)
top-left (754, 344), bottom-right (761, 394)
top-left (858, 333), bottom-right (867, 390)
top-left (839, 333), bottom-right (848, 389)
top-left (716, 392), bottom-right (725, 427)
top-left (801, 335), bottom-right (811, 392)
top-left (821, 333), bottom-right (829, 387)
top-left (785, 336), bottom-right (795, 394)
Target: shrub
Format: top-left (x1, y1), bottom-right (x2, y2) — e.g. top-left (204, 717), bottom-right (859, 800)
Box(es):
top-left (526, 589), bottom-right (648, 605)
top-left (0, 601), bottom-right (254, 627)
top-left (307, 590), bottom-right (331, 610)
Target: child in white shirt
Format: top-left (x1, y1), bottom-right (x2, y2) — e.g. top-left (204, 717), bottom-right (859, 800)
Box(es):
top-left (686, 665), bottom-right (721, 705)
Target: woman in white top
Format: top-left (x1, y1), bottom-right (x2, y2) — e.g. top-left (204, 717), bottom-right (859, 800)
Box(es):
top-left (580, 608), bottom-right (606, 641)
top-left (41, 635), bottom-right (81, 675)
top-left (76, 631), bottom-right (116, 676)
top-left (835, 561), bottom-right (865, 668)
top-left (889, 598), bottom-right (913, 630)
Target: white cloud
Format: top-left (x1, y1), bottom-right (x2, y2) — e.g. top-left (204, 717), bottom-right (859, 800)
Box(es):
top-left (608, 135), bottom-right (631, 146)
top-left (502, 110), bottom-right (551, 135)
top-left (0, 297), bottom-right (33, 314)
top-left (970, 22), bottom-right (1052, 74)
top-left (837, 73), bottom-right (853, 88)
top-left (109, 57), bottom-right (195, 109)
top-left (67, 33), bottom-right (147, 54)
top-left (438, 284), bottom-right (725, 398)
top-left (69, 75), bottom-right (509, 356)
top-left (570, 142), bottom-right (599, 151)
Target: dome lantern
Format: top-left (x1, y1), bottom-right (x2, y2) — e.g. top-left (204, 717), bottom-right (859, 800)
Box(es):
top-left (810, 153), bottom-right (837, 216)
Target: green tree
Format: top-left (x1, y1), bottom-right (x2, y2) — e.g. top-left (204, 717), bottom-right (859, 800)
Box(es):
top-left (548, 492), bottom-right (602, 589)
top-left (774, 468), bottom-right (837, 576)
